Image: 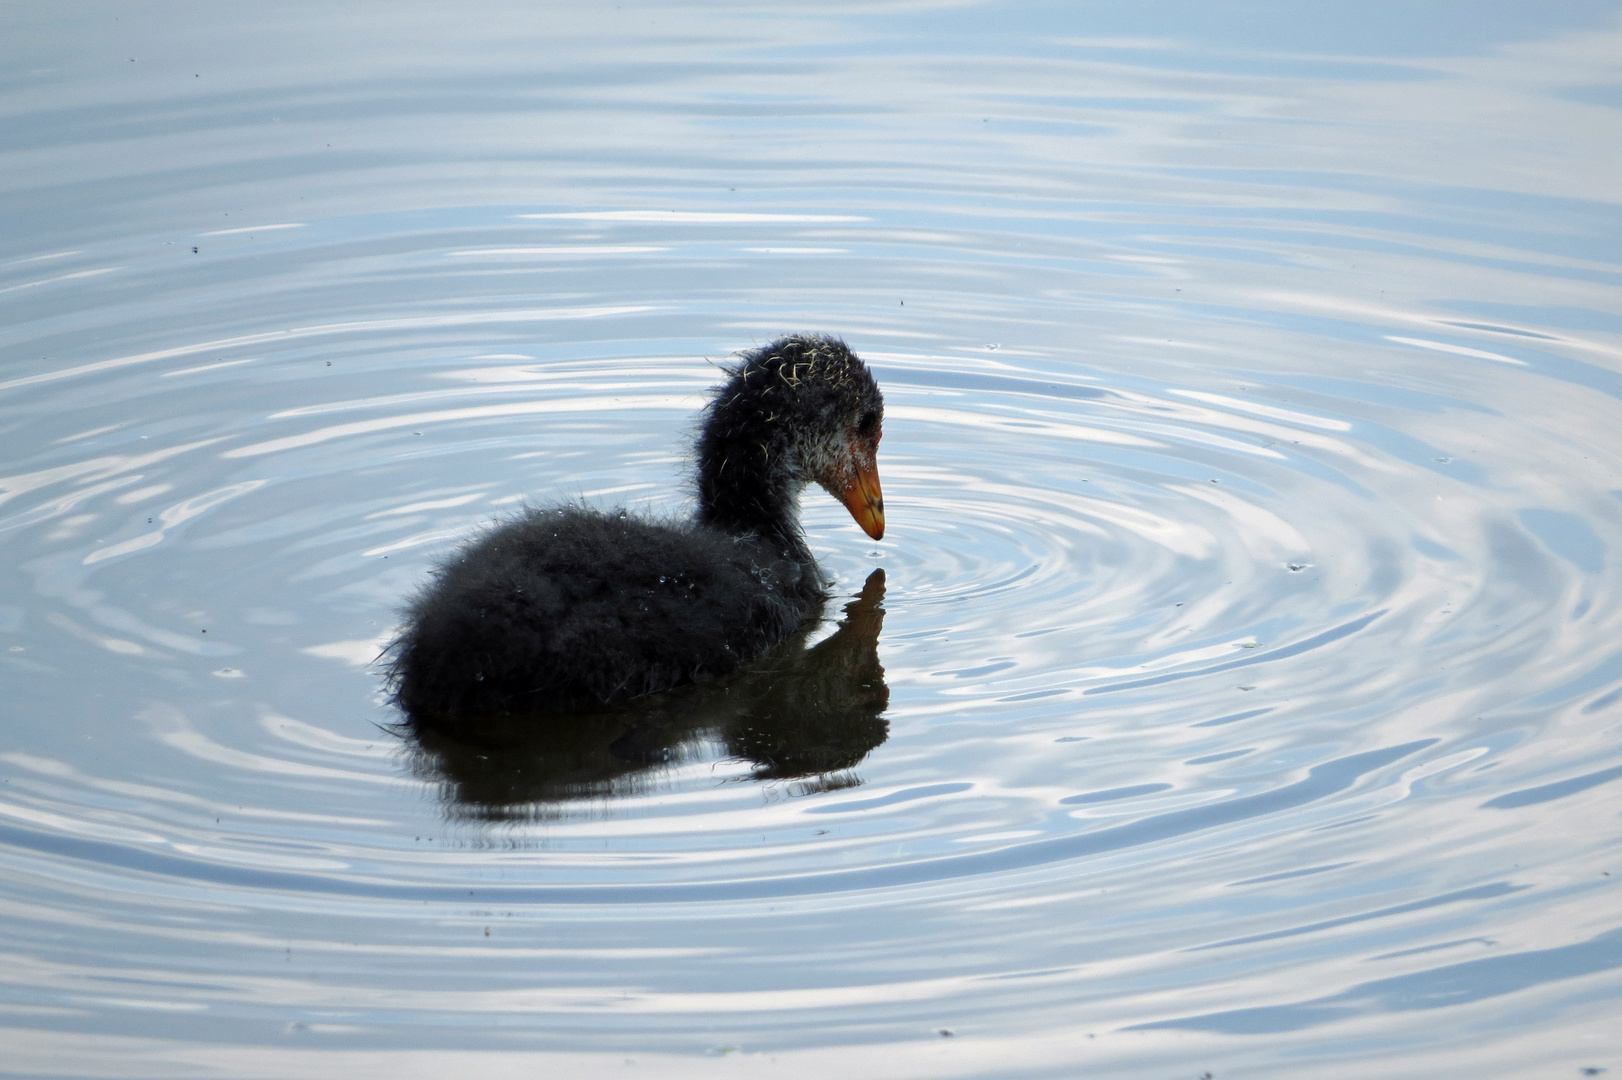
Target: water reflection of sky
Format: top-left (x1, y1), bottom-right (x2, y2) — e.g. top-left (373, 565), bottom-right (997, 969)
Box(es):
top-left (3, 2), bottom-right (1622, 1077)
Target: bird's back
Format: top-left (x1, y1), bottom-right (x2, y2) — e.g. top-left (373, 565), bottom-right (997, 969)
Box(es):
top-left (388, 506), bottom-right (822, 719)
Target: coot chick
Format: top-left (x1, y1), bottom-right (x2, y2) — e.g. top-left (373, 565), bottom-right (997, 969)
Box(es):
top-left (387, 334), bottom-right (884, 720)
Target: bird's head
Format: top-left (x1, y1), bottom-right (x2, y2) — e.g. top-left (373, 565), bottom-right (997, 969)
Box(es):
top-left (699, 335), bottom-right (885, 541)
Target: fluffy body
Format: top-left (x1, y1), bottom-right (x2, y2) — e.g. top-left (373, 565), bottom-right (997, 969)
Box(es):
top-left (387, 334), bottom-right (883, 721)
top-left (389, 506), bottom-right (819, 717)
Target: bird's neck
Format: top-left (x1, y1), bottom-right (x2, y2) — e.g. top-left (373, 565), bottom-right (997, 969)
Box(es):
top-left (697, 464), bottom-right (814, 566)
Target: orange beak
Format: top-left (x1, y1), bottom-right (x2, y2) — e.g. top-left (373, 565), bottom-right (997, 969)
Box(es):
top-left (837, 459), bottom-right (885, 541)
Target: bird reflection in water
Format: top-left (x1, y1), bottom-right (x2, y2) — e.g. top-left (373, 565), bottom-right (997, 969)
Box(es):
top-left (397, 569), bottom-right (889, 821)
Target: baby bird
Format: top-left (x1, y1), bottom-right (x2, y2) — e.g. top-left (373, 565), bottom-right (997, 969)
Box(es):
top-left (387, 334), bottom-right (885, 720)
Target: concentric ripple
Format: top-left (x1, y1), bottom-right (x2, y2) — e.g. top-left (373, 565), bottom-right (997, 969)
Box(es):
top-left (3, 3), bottom-right (1621, 1077)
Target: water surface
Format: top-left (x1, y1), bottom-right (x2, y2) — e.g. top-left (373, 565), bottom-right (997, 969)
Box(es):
top-left (3, 2), bottom-right (1622, 1076)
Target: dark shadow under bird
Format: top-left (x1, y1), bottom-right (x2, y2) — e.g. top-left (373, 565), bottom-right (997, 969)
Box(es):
top-left (385, 334), bottom-right (886, 725)
top-left (400, 568), bottom-right (890, 820)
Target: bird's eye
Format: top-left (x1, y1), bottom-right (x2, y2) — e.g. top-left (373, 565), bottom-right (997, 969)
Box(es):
top-left (856, 411), bottom-right (879, 436)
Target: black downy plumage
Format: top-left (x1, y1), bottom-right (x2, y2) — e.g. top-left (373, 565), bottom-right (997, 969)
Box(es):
top-left (387, 334), bottom-right (885, 720)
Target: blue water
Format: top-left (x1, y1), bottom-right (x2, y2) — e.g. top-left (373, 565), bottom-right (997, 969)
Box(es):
top-left (3, 2), bottom-right (1621, 1076)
